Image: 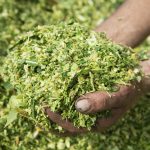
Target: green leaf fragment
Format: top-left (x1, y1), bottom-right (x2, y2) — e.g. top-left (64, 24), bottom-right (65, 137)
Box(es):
top-left (5, 110), bottom-right (18, 127)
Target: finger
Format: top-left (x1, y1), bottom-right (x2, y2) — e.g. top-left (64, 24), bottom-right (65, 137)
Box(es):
top-left (75, 91), bottom-right (111, 113)
top-left (44, 107), bottom-right (87, 134)
top-left (93, 107), bottom-right (126, 132)
top-left (75, 85), bottom-right (137, 114)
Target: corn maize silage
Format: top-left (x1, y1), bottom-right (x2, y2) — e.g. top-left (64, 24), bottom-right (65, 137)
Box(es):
top-left (1, 22), bottom-right (141, 131)
top-left (0, 0), bottom-right (150, 150)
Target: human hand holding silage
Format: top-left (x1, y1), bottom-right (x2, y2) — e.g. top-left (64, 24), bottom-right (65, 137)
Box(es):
top-left (45, 0), bottom-right (150, 136)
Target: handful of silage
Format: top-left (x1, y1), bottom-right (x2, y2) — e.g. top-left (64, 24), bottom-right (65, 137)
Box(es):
top-left (2, 23), bottom-right (141, 130)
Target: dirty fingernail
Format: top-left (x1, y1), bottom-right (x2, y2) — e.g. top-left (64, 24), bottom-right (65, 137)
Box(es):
top-left (75, 99), bottom-right (90, 112)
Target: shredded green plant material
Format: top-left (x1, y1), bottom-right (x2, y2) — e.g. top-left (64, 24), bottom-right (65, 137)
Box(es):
top-left (1, 22), bottom-right (141, 130)
top-left (0, 95), bottom-right (150, 150)
top-left (0, 0), bottom-right (123, 56)
top-left (0, 0), bottom-right (150, 149)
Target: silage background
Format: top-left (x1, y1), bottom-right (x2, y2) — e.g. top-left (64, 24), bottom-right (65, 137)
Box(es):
top-left (0, 0), bottom-right (150, 150)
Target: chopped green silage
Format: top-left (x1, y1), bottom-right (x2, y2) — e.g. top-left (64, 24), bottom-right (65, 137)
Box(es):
top-left (1, 23), bottom-right (141, 130)
top-left (0, 0), bottom-right (123, 56)
top-left (0, 0), bottom-right (150, 150)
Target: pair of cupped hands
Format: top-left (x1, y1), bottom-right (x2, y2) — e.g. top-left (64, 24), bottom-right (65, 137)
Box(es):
top-left (45, 0), bottom-right (150, 136)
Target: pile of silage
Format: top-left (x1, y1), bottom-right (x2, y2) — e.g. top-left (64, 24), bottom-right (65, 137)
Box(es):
top-left (0, 0), bottom-right (150, 150)
top-left (1, 22), bottom-right (140, 131)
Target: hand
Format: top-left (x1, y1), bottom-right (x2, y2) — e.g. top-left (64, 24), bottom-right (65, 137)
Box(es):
top-left (45, 0), bottom-right (150, 136)
top-left (45, 59), bottom-right (150, 136)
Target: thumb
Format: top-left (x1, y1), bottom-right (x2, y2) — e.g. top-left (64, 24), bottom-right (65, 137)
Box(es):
top-left (75, 91), bottom-right (112, 114)
top-left (75, 86), bottom-right (133, 114)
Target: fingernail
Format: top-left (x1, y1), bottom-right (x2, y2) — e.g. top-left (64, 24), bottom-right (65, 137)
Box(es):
top-left (75, 99), bottom-right (90, 112)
